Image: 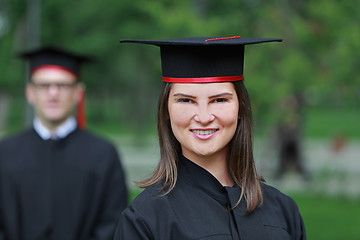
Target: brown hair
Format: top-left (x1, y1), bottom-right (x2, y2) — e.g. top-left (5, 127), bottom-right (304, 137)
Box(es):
top-left (137, 81), bottom-right (263, 213)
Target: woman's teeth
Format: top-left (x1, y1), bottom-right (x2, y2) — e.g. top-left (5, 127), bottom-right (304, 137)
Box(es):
top-left (192, 129), bottom-right (217, 135)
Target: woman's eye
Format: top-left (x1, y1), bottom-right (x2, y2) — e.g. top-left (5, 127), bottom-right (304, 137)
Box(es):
top-left (212, 98), bottom-right (228, 103)
top-left (177, 98), bottom-right (193, 103)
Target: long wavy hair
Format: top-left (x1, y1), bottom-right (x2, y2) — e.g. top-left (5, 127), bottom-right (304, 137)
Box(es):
top-left (137, 81), bottom-right (263, 213)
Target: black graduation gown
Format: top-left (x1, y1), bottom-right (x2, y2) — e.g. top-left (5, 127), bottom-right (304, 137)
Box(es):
top-left (0, 128), bottom-right (128, 240)
top-left (114, 155), bottom-right (305, 240)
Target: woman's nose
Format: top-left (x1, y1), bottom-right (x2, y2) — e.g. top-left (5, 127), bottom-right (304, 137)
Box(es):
top-left (194, 106), bottom-right (215, 124)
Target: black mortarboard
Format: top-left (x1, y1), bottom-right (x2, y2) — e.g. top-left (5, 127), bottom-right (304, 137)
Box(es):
top-left (20, 46), bottom-right (91, 77)
top-left (120, 36), bottom-right (282, 83)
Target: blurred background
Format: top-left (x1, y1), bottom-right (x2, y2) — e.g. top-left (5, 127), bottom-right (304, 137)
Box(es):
top-left (0, 0), bottom-right (359, 239)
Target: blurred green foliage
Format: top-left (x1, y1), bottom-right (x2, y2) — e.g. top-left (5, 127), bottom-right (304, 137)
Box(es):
top-left (1, 0), bottom-right (359, 133)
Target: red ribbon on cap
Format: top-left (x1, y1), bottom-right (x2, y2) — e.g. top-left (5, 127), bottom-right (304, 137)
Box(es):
top-left (31, 65), bottom-right (77, 77)
top-left (162, 75), bottom-right (243, 83)
top-left (205, 36), bottom-right (242, 42)
top-left (77, 88), bottom-right (86, 129)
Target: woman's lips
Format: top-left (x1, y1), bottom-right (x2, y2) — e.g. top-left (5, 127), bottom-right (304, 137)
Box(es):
top-left (191, 129), bottom-right (219, 140)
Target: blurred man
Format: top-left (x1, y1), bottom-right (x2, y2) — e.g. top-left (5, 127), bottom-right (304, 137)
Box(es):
top-left (0, 46), bottom-right (128, 240)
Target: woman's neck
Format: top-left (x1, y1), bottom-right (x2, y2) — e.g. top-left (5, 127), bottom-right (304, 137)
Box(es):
top-left (183, 151), bottom-right (235, 187)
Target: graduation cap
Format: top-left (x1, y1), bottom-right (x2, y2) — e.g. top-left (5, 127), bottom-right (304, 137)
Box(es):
top-left (120, 36), bottom-right (282, 83)
top-left (20, 46), bottom-right (91, 77)
top-left (19, 46), bottom-right (92, 129)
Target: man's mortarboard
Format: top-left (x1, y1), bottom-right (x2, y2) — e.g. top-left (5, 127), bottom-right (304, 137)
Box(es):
top-left (20, 46), bottom-right (91, 77)
top-left (120, 36), bottom-right (282, 83)
top-left (20, 46), bottom-right (91, 129)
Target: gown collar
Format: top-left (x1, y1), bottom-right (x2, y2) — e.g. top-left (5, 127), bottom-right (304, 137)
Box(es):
top-left (178, 155), bottom-right (241, 206)
top-left (33, 117), bottom-right (77, 140)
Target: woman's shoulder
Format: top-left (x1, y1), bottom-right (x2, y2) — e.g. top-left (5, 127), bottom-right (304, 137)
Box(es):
top-left (258, 182), bottom-right (306, 238)
top-left (260, 182), bottom-right (297, 204)
top-left (132, 183), bottom-right (165, 201)
top-left (259, 182), bottom-right (302, 219)
top-left (116, 183), bottom-right (171, 239)
top-left (126, 182), bottom-right (170, 215)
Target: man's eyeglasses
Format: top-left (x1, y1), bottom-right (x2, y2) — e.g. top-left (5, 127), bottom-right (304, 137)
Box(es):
top-left (30, 82), bottom-right (78, 92)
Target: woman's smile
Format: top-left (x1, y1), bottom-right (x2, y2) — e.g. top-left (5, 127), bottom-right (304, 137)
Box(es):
top-left (190, 128), bottom-right (219, 140)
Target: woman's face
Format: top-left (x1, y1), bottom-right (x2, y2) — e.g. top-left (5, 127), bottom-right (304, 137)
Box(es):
top-left (168, 82), bottom-right (239, 161)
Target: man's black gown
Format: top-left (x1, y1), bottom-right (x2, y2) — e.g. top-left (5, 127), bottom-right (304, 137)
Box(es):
top-left (114, 155), bottom-right (305, 240)
top-left (0, 128), bottom-right (128, 240)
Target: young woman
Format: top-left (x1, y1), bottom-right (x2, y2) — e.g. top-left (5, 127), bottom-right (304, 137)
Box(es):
top-left (115, 37), bottom-right (306, 240)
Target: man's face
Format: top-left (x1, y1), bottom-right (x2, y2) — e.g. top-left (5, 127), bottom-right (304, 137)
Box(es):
top-left (26, 68), bottom-right (82, 129)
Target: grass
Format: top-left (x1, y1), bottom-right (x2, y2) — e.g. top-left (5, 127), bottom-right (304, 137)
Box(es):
top-left (283, 192), bottom-right (360, 239)
top-left (304, 107), bottom-right (360, 139)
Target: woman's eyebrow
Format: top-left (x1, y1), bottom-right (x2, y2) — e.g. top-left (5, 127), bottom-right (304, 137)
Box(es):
top-left (209, 92), bottom-right (233, 98)
top-left (172, 93), bottom-right (195, 98)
